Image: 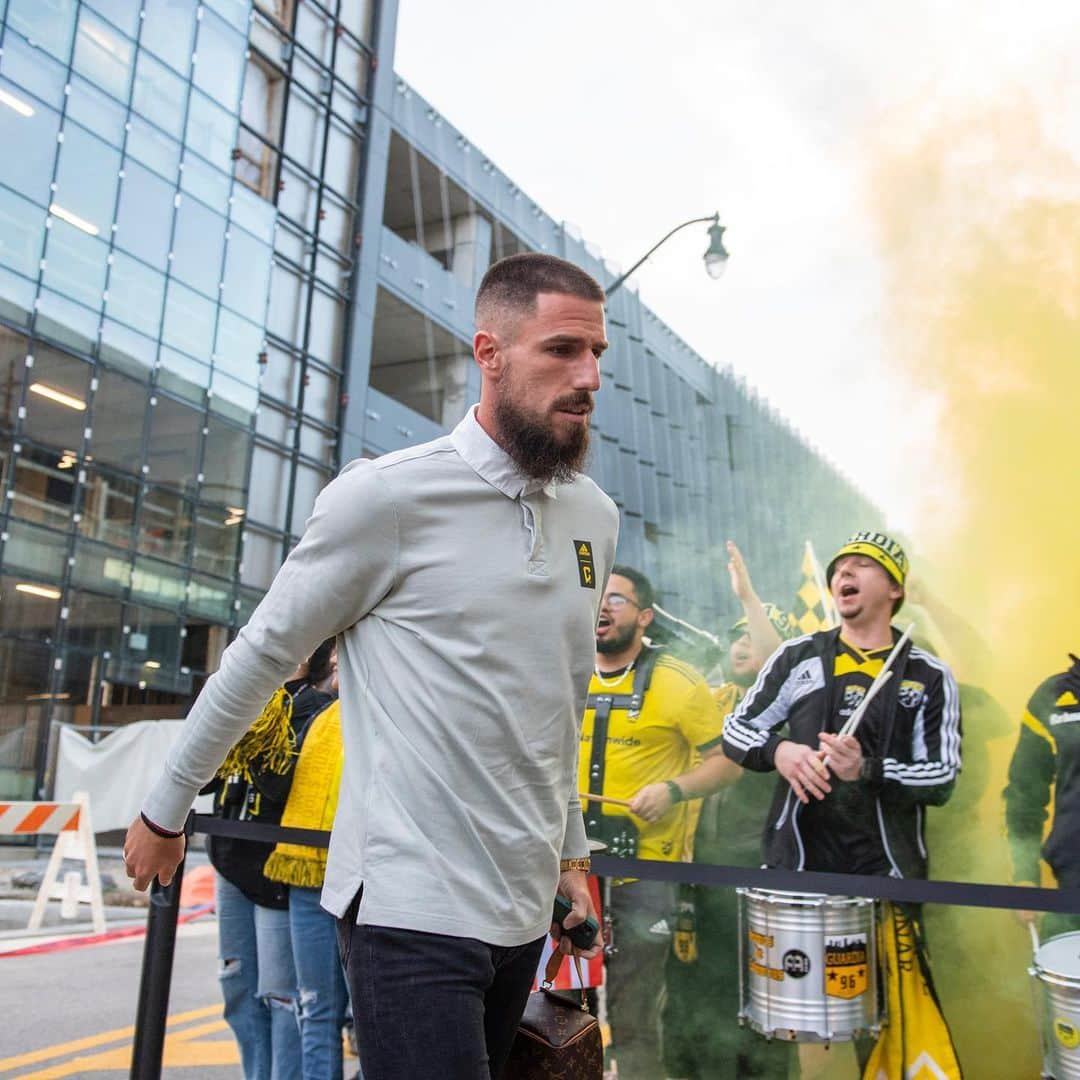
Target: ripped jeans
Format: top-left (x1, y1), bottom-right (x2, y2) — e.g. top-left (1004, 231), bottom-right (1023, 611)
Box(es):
top-left (290, 885), bottom-right (352, 1080)
top-left (215, 874), bottom-right (301, 1080)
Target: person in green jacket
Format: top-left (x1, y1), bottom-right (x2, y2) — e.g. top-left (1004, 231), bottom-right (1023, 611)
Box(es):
top-left (1004, 653), bottom-right (1080, 937)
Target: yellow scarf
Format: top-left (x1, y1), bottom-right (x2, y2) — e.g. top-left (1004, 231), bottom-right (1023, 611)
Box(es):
top-left (216, 687), bottom-right (296, 781)
top-left (263, 700), bottom-right (343, 889)
top-left (863, 903), bottom-right (963, 1079)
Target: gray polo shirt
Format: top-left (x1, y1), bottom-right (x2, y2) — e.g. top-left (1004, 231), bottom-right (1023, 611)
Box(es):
top-left (144, 406), bottom-right (618, 945)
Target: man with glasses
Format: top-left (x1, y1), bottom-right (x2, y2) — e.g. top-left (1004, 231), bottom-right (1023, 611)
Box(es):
top-left (583, 565), bottom-right (736, 1080)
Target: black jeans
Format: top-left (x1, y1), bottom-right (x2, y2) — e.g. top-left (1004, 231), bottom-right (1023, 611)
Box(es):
top-left (336, 892), bottom-right (546, 1080)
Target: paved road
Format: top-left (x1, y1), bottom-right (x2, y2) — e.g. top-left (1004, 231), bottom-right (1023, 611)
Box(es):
top-left (0, 918), bottom-right (239, 1078)
top-left (0, 916), bottom-right (360, 1078)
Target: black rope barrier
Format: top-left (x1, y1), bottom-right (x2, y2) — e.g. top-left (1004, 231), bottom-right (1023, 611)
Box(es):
top-left (129, 811), bottom-right (1079, 1077)
top-left (190, 813), bottom-right (1080, 914)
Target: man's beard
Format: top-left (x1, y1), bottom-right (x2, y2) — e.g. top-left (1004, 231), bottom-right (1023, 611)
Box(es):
top-left (493, 391), bottom-right (591, 484)
top-left (596, 623), bottom-right (637, 656)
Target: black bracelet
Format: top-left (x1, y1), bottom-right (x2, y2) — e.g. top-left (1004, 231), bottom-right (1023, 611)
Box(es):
top-left (665, 779), bottom-right (684, 804)
top-left (141, 811), bottom-right (184, 839)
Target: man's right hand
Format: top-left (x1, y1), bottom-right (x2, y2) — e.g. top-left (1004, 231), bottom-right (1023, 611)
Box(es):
top-left (123, 816), bottom-right (186, 892)
top-left (774, 740), bottom-right (832, 804)
top-left (726, 540), bottom-right (757, 605)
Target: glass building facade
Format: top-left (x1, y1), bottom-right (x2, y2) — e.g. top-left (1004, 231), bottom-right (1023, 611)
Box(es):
top-left (0, 0), bottom-right (872, 798)
top-left (0, 0), bottom-right (376, 796)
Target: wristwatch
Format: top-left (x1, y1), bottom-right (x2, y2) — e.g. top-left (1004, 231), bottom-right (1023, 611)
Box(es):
top-left (560, 858), bottom-right (591, 873)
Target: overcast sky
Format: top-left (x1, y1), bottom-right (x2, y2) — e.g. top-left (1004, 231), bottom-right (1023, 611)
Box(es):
top-left (394, 0), bottom-right (1078, 536)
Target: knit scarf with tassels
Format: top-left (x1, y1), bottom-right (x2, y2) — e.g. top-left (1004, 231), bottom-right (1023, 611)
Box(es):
top-left (216, 686), bottom-right (297, 782)
top-left (263, 700), bottom-right (343, 889)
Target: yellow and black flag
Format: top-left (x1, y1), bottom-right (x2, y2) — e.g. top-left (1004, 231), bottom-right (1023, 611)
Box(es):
top-left (791, 541), bottom-right (836, 635)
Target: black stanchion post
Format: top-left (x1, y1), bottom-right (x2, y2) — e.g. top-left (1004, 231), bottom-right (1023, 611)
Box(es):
top-left (129, 821), bottom-right (189, 1080)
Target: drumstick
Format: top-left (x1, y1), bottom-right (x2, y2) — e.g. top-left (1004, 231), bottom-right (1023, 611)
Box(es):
top-left (840, 623), bottom-right (916, 737)
top-left (579, 792), bottom-right (633, 808)
top-left (820, 671), bottom-right (893, 772)
top-left (821, 623), bottom-right (916, 769)
top-left (820, 671), bottom-right (894, 772)
top-left (841, 670), bottom-right (893, 739)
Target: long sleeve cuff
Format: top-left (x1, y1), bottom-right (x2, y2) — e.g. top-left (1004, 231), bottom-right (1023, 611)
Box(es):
top-left (560, 807), bottom-right (589, 861)
top-left (859, 756), bottom-right (885, 791)
top-left (761, 734), bottom-right (785, 769)
top-left (142, 769), bottom-right (203, 835)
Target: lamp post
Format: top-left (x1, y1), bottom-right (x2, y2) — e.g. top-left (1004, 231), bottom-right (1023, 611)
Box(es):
top-left (604, 212), bottom-right (729, 299)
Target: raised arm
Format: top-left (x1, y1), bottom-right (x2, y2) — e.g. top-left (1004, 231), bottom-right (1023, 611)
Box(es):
top-left (726, 540), bottom-right (782, 669)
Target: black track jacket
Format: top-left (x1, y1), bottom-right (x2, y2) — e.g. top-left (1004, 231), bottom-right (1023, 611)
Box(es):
top-left (722, 627), bottom-right (962, 879)
top-left (1003, 660), bottom-right (1080, 884)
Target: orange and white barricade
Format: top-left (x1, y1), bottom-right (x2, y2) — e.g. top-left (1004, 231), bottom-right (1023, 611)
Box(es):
top-left (0, 792), bottom-right (106, 934)
top-left (0, 801), bottom-right (83, 836)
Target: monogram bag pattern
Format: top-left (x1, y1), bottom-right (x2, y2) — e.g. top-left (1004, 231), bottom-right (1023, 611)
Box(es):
top-left (506, 951), bottom-right (603, 1079)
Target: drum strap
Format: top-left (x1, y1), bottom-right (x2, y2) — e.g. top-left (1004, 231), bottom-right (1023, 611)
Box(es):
top-left (584, 646), bottom-right (664, 834)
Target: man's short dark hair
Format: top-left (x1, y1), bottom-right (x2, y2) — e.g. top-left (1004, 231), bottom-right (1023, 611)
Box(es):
top-left (611, 564), bottom-right (655, 610)
top-left (475, 253), bottom-right (604, 326)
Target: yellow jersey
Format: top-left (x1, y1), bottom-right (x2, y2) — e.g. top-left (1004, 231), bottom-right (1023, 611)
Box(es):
top-left (579, 653), bottom-right (723, 862)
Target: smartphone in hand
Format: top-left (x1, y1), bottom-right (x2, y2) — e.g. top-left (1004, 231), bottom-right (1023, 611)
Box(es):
top-left (552, 894), bottom-right (600, 951)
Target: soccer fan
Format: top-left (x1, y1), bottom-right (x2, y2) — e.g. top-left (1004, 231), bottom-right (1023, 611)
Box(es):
top-left (723, 531), bottom-right (963, 1075)
top-left (665, 541), bottom-right (796, 1079)
top-left (1004, 652), bottom-right (1080, 935)
top-left (583, 565), bottom-right (736, 1079)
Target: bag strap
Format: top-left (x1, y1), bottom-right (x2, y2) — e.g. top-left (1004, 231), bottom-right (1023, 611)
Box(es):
top-left (541, 949), bottom-right (589, 1012)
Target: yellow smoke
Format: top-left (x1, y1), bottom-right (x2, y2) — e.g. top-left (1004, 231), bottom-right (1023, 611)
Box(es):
top-left (866, 92), bottom-right (1079, 1078)
top-left (869, 93), bottom-right (1080, 714)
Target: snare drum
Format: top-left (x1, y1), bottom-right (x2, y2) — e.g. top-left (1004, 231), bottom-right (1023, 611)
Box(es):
top-left (1030, 931), bottom-right (1080, 1079)
top-left (737, 888), bottom-right (881, 1043)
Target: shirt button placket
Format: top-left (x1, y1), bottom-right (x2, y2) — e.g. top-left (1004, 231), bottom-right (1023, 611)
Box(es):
top-left (522, 494), bottom-right (547, 577)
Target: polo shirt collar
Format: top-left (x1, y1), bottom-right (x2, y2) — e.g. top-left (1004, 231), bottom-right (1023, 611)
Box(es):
top-left (451, 406), bottom-right (558, 500)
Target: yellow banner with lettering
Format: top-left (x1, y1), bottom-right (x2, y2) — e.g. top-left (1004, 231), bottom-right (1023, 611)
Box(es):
top-left (863, 903), bottom-right (963, 1080)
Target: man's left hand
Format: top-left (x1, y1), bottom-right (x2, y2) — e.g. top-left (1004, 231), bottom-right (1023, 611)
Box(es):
top-left (552, 870), bottom-right (601, 958)
top-left (629, 782), bottom-right (674, 824)
top-left (818, 732), bottom-right (863, 782)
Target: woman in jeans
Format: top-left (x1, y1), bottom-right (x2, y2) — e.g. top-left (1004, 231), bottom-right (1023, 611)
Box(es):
top-left (264, 689), bottom-right (353, 1080)
top-left (208, 641), bottom-right (336, 1080)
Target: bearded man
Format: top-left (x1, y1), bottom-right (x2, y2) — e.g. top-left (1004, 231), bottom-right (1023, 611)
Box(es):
top-left (124, 253), bottom-right (620, 1080)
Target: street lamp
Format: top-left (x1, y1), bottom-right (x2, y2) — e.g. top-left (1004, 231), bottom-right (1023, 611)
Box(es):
top-left (604, 212), bottom-right (729, 299)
